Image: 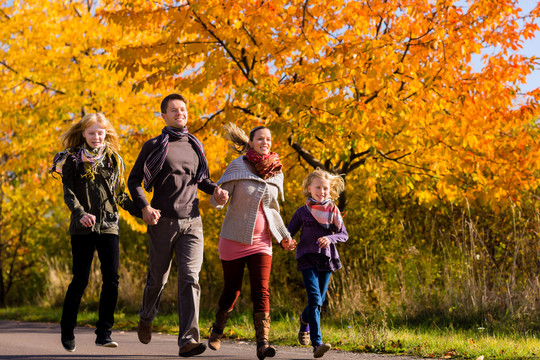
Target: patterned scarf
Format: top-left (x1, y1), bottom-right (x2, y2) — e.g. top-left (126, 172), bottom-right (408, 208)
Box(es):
top-left (305, 197), bottom-right (343, 232)
top-left (50, 144), bottom-right (126, 201)
top-left (143, 126), bottom-right (209, 192)
top-left (244, 148), bottom-right (283, 180)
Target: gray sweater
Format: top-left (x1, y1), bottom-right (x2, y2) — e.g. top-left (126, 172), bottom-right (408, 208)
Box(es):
top-left (210, 156), bottom-right (291, 244)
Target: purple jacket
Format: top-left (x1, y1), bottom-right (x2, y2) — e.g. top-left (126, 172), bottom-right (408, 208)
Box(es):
top-left (287, 205), bottom-right (348, 262)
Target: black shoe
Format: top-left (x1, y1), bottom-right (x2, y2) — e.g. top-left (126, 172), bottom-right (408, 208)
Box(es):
top-left (179, 342), bottom-right (206, 357)
top-left (95, 335), bottom-right (118, 348)
top-left (61, 337), bottom-right (76, 352)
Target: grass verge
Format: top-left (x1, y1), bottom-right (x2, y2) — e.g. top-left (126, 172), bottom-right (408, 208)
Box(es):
top-left (1, 306), bottom-right (539, 359)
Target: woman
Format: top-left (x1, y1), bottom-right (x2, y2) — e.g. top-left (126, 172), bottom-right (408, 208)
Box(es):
top-left (208, 123), bottom-right (296, 360)
top-left (50, 113), bottom-right (141, 352)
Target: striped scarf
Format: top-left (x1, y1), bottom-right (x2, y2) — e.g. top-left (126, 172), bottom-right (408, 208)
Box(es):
top-left (305, 197), bottom-right (343, 232)
top-left (50, 145), bottom-right (126, 201)
top-left (143, 126), bottom-right (209, 192)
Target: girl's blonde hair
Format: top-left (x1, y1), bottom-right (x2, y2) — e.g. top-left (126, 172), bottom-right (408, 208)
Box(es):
top-left (222, 122), bottom-right (270, 154)
top-left (302, 168), bottom-right (345, 200)
top-left (60, 113), bottom-right (120, 152)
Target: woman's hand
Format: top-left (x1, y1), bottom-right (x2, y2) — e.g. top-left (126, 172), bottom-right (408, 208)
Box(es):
top-left (79, 213), bottom-right (96, 228)
top-left (317, 236), bottom-right (330, 249)
top-left (213, 187), bottom-right (229, 205)
top-left (281, 238), bottom-right (297, 251)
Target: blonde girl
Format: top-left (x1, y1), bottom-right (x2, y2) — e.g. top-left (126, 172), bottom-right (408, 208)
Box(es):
top-left (50, 113), bottom-right (140, 352)
top-left (287, 168), bottom-right (348, 358)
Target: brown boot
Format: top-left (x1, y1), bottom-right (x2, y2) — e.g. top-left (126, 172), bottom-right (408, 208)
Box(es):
top-left (208, 308), bottom-right (233, 351)
top-left (253, 312), bottom-right (276, 360)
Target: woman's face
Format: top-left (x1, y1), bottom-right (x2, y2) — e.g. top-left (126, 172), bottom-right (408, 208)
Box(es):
top-left (249, 128), bottom-right (272, 155)
top-left (308, 177), bottom-right (331, 202)
top-left (82, 122), bottom-right (107, 149)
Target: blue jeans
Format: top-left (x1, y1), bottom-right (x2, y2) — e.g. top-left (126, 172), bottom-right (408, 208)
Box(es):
top-left (301, 268), bottom-right (332, 347)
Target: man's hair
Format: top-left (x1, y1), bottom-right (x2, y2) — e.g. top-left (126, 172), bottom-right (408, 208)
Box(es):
top-left (160, 93), bottom-right (188, 114)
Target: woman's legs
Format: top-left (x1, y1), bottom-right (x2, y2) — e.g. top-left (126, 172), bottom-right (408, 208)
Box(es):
top-left (61, 234), bottom-right (97, 339)
top-left (94, 233), bottom-right (119, 338)
top-left (218, 257), bottom-right (247, 311)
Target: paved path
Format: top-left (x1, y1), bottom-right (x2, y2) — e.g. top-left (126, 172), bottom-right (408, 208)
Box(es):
top-left (0, 320), bottom-right (424, 360)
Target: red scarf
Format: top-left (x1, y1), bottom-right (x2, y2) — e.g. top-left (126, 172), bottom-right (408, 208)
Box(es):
top-left (245, 148), bottom-right (283, 180)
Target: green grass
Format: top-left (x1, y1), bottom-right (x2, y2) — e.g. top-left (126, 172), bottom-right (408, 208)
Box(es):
top-left (1, 306), bottom-right (540, 359)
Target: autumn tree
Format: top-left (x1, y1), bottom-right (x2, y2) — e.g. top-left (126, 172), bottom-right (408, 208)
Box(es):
top-left (101, 0), bottom-right (540, 210)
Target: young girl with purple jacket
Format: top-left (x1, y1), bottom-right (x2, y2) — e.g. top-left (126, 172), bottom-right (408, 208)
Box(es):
top-left (287, 168), bottom-right (348, 358)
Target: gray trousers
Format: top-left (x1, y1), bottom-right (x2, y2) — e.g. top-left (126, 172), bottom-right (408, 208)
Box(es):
top-left (139, 216), bottom-right (204, 347)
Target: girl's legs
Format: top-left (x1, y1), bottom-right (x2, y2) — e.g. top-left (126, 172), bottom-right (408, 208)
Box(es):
top-left (94, 233), bottom-right (119, 338)
top-left (301, 268), bottom-right (332, 347)
top-left (61, 234), bottom-right (97, 339)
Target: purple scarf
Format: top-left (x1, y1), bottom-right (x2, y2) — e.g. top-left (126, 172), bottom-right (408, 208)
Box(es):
top-left (143, 126), bottom-right (209, 191)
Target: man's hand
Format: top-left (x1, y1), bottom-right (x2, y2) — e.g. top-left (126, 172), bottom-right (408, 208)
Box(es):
top-left (142, 205), bottom-right (161, 225)
top-left (214, 187), bottom-right (229, 205)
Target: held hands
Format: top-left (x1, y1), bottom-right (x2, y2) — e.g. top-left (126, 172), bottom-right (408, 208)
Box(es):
top-left (79, 213), bottom-right (96, 228)
top-left (142, 205), bottom-right (161, 226)
top-left (317, 236), bottom-right (330, 249)
top-left (281, 238), bottom-right (297, 251)
top-left (214, 187), bottom-right (229, 205)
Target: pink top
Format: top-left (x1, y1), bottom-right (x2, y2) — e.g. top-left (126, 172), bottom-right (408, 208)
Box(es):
top-left (219, 203), bottom-right (272, 261)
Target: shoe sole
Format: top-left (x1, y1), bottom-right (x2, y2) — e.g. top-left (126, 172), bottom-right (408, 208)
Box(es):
top-left (62, 346), bottom-right (76, 352)
top-left (298, 331), bottom-right (310, 345)
top-left (96, 341), bottom-right (118, 348)
top-left (314, 344), bottom-right (331, 358)
top-left (179, 343), bottom-right (207, 357)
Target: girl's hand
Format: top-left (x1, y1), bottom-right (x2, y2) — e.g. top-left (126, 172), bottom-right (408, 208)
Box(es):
top-left (317, 237), bottom-right (330, 249)
top-left (80, 213), bottom-right (96, 228)
top-left (281, 238), bottom-right (297, 251)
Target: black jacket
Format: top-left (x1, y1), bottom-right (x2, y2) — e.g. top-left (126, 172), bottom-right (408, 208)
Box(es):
top-left (62, 153), bottom-right (141, 235)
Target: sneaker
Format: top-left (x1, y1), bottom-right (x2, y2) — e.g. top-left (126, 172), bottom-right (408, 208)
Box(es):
top-left (137, 319), bottom-right (152, 344)
top-left (61, 337), bottom-right (76, 352)
top-left (313, 343), bottom-right (331, 358)
top-left (298, 318), bottom-right (310, 345)
top-left (95, 335), bottom-right (118, 347)
top-left (179, 342), bottom-right (207, 357)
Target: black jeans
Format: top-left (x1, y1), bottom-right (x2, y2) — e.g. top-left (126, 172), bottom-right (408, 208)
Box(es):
top-left (60, 233), bottom-right (119, 338)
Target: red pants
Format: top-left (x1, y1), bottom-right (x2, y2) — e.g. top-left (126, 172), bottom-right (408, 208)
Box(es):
top-left (218, 253), bottom-right (272, 313)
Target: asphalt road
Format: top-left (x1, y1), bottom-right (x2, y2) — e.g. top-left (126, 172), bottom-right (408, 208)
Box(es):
top-left (0, 320), bottom-right (425, 360)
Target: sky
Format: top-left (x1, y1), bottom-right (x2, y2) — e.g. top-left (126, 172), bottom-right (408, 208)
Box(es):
top-left (469, 0), bottom-right (539, 94)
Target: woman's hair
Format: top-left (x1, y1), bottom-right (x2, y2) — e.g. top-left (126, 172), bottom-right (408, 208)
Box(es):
top-left (222, 123), bottom-right (270, 154)
top-left (302, 168), bottom-right (345, 200)
top-left (60, 113), bottom-right (120, 152)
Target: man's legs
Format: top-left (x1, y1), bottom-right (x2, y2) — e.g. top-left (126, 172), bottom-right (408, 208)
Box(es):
top-left (139, 219), bottom-right (176, 324)
top-left (175, 216), bottom-right (204, 349)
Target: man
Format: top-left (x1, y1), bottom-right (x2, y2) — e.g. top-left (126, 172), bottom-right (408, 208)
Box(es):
top-left (128, 93), bottom-right (228, 357)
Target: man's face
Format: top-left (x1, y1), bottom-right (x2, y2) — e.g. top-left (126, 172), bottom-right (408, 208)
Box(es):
top-left (161, 99), bottom-right (188, 128)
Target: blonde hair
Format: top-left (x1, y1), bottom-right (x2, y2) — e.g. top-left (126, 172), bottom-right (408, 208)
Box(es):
top-left (222, 122), bottom-right (270, 154)
top-left (60, 113), bottom-right (120, 152)
top-left (302, 168), bottom-right (345, 200)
